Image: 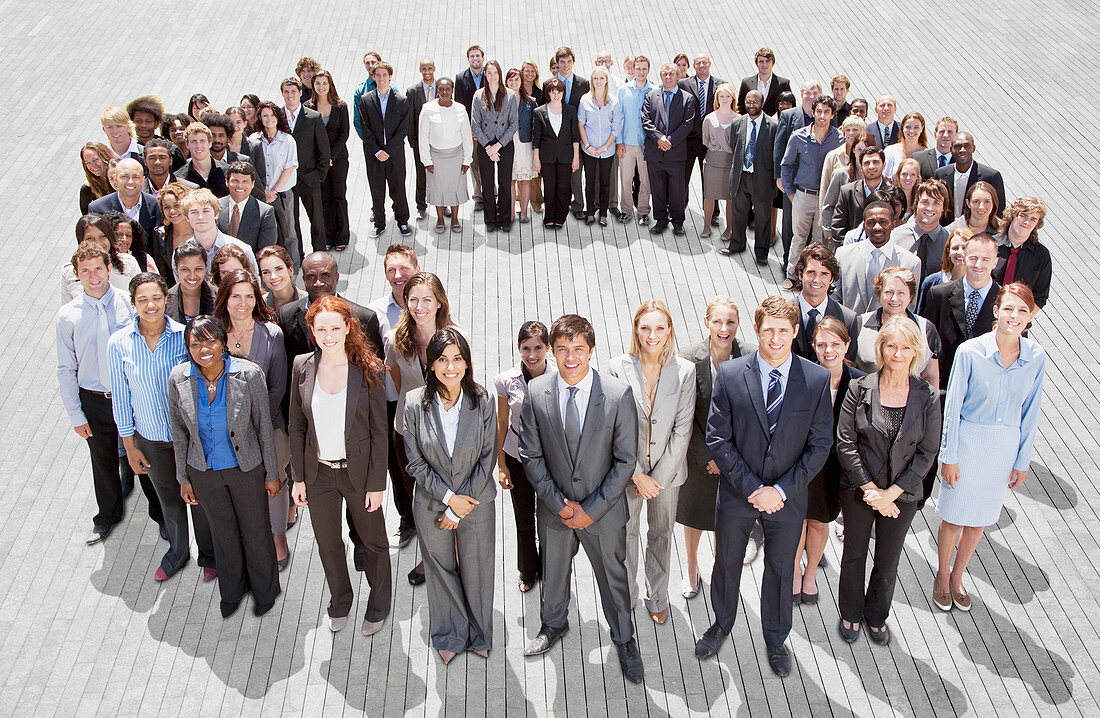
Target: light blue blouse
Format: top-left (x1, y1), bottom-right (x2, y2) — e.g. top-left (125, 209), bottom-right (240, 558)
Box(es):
top-left (939, 331), bottom-right (1045, 471)
top-left (577, 94), bottom-right (623, 158)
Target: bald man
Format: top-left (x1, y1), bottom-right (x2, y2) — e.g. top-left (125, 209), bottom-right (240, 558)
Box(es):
top-left (407, 58), bottom-right (439, 219)
top-left (88, 157), bottom-right (163, 239)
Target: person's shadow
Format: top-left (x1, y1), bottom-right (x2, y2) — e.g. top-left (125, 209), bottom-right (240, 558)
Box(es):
top-left (1015, 461), bottom-right (1078, 511)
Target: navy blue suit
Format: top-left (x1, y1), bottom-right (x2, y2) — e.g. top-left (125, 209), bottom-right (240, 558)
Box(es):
top-left (87, 191), bottom-right (163, 243)
top-left (640, 86), bottom-right (696, 227)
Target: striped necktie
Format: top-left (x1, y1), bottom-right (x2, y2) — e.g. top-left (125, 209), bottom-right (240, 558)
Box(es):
top-left (766, 369), bottom-right (783, 437)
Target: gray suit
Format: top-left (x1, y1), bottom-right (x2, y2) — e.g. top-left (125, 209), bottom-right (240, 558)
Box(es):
top-left (403, 387), bottom-right (498, 653)
top-left (519, 369), bottom-right (638, 644)
top-left (217, 195), bottom-right (278, 252)
top-left (836, 240), bottom-right (922, 314)
top-left (607, 355), bottom-right (695, 614)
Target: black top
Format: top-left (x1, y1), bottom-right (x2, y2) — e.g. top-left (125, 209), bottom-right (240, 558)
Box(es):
top-left (531, 104), bottom-right (580, 164)
top-left (992, 234), bottom-right (1052, 309)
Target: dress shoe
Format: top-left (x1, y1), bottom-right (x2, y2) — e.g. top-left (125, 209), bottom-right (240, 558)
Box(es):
top-left (471, 648), bottom-right (489, 658)
top-left (86, 526), bottom-right (110, 545)
top-left (710, 215), bottom-right (721, 227)
top-left (474, 200), bottom-right (484, 211)
top-left (672, 225), bottom-right (686, 236)
top-left (417, 208), bottom-right (427, 220)
top-left (362, 618), bottom-right (385, 636)
top-left (649, 221), bottom-right (668, 235)
top-left (743, 538), bottom-right (760, 566)
top-left (524, 624), bottom-right (569, 655)
top-left (585, 215), bottom-right (595, 226)
top-left (780, 278), bottom-right (796, 291)
top-left (572, 209), bottom-right (586, 220)
top-left (438, 649), bottom-right (457, 664)
top-left (755, 256), bottom-right (769, 267)
top-left (444, 207), bottom-right (452, 218)
top-left (818, 555), bottom-right (828, 569)
top-left (694, 622), bottom-right (729, 659)
top-left (500, 223), bottom-right (512, 233)
top-left (867, 623), bottom-right (891, 645)
top-left (932, 583), bottom-right (953, 611)
top-left (354, 544), bottom-right (365, 572)
top-left (766, 643), bottom-right (791, 677)
top-left (717, 246), bottom-right (733, 256)
top-left (391, 525), bottom-right (416, 549)
top-left (800, 591), bottom-right (819, 605)
top-left (329, 615), bottom-right (347, 632)
top-left (952, 588), bottom-right (972, 612)
top-left (202, 568), bottom-right (218, 582)
top-left (650, 609), bottom-right (668, 624)
top-left (286, 517), bottom-right (297, 531)
top-left (637, 214), bottom-right (650, 225)
top-left (154, 567), bottom-right (171, 582)
top-left (598, 214), bottom-right (608, 227)
top-left (220, 600), bottom-right (241, 618)
top-left (838, 620), bottom-right (860, 643)
top-left (277, 555), bottom-right (290, 572)
top-left (616, 639), bottom-right (645, 684)
top-left (254, 600), bottom-right (277, 617)
top-left (408, 564), bottom-right (426, 586)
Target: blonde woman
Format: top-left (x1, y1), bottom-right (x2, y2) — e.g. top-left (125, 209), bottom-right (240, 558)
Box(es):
top-left (700, 83), bottom-right (737, 239)
top-left (577, 67), bottom-right (622, 226)
top-left (607, 300), bottom-right (695, 624)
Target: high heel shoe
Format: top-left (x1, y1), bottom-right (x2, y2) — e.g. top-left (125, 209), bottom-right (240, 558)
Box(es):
top-left (682, 579), bottom-right (700, 599)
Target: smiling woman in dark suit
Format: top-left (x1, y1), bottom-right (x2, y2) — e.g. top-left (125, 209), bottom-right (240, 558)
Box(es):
top-left (288, 296), bottom-right (392, 635)
top-left (531, 79), bottom-right (580, 230)
top-left (403, 328), bottom-right (497, 664)
top-left (308, 70), bottom-right (351, 251)
top-left (168, 316), bottom-right (282, 618)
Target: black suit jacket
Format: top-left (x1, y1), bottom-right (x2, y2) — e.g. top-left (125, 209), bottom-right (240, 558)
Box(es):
top-left (920, 277), bottom-right (999, 389)
top-left (728, 114), bottom-right (776, 196)
top-left (405, 82), bottom-right (435, 146)
top-left (641, 86), bottom-right (696, 164)
top-left (829, 179), bottom-right (885, 242)
top-left (314, 101), bottom-right (350, 163)
top-left (216, 195), bottom-right (277, 251)
top-left (238, 135), bottom-right (267, 198)
top-left (543, 75), bottom-right (589, 108)
top-left (792, 298), bottom-right (862, 364)
top-left (866, 120), bottom-right (900, 148)
top-left (684, 339), bottom-right (751, 474)
top-left (359, 89), bottom-right (410, 173)
top-left (455, 68), bottom-right (483, 117)
top-left (737, 74), bottom-right (791, 117)
top-left (911, 147), bottom-right (951, 180)
top-left (707, 353), bottom-right (833, 501)
top-left (992, 235), bottom-right (1052, 309)
top-left (932, 161), bottom-right (1007, 219)
top-left (678, 75), bottom-right (726, 138)
top-left (288, 105), bottom-right (331, 185)
top-left (87, 191), bottom-right (163, 241)
top-left (531, 104), bottom-right (580, 164)
top-left (173, 158), bottom-right (229, 197)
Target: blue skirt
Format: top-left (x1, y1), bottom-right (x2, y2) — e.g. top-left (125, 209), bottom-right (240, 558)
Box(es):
top-left (936, 420), bottom-right (1019, 527)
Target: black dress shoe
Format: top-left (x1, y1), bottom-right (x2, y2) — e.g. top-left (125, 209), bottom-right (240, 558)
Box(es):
top-left (254, 599), bottom-right (277, 617)
top-left (755, 256), bottom-right (769, 267)
top-left (672, 225), bottom-right (686, 236)
top-left (158, 523), bottom-right (170, 542)
top-left (694, 622), bottom-right (729, 659)
top-left (353, 544), bottom-right (365, 572)
top-left (220, 599), bottom-right (241, 618)
top-left (800, 591), bottom-right (819, 605)
top-left (407, 564), bottom-right (426, 586)
top-left (524, 623), bottom-right (569, 655)
top-left (572, 209), bottom-right (586, 220)
top-left (867, 623), bottom-right (891, 646)
top-left (818, 555), bottom-right (828, 569)
top-left (649, 221), bottom-right (669, 235)
top-left (86, 526), bottom-right (111, 545)
top-left (391, 525), bottom-right (416, 549)
top-left (838, 620), bottom-right (860, 643)
top-left (444, 207), bottom-right (452, 217)
top-left (766, 643), bottom-right (791, 677)
top-left (717, 246), bottom-right (734, 256)
top-left (616, 639), bottom-right (645, 683)
top-left (710, 215), bottom-right (721, 227)
top-left (585, 215), bottom-right (595, 226)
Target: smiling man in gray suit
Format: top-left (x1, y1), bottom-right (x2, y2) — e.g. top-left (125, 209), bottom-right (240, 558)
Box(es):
top-left (519, 314), bottom-right (644, 684)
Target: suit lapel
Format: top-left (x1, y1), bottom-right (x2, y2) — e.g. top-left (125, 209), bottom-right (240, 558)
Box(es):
top-left (344, 362), bottom-right (361, 449)
top-left (574, 373), bottom-right (606, 462)
top-left (181, 373), bottom-right (200, 436)
top-left (543, 381), bottom-right (569, 465)
top-left (299, 353), bottom-right (319, 448)
top-left (775, 359), bottom-right (806, 427)
top-left (948, 281), bottom-right (969, 336)
top-left (743, 359), bottom-right (769, 435)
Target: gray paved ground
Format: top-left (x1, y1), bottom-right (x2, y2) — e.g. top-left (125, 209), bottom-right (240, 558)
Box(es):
top-left (1, 0), bottom-right (1098, 715)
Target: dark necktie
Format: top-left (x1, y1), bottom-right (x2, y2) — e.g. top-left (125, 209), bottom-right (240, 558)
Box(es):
top-left (938, 154), bottom-right (948, 167)
top-left (744, 119), bottom-right (757, 170)
top-left (766, 369), bottom-right (783, 437)
top-left (696, 80), bottom-right (707, 116)
top-left (964, 289), bottom-right (981, 335)
top-left (805, 308), bottom-right (819, 342)
top-left (916, 233), bottom-right (932, 275)
top-left (564, 386), bottom-right (581, 460)
top-left (663, 90), bottom-right (673, 119)
top-left (1003, 247), bottom-right (1021, 285)
top-left (228, 203), bottom-right (241, 237)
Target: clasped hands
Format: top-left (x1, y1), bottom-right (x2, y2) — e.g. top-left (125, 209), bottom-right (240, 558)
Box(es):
top-left (439, 493), bottom-right (479, 530)
top-left (861, 485), bottom-right (900, 517)
top-left (484, 141), bottom-right (502, 162)
top-left (557, 500), bottom-right (593, 529)
top-left (748, 485), bottom-right (784, 513)
top-left (632, 472), bottom-right (664, 500)
top-left (657, 135), bottom-right (672, 151)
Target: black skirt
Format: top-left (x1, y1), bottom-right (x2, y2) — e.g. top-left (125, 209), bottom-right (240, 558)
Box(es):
top-left (676, 436), bottom-right (717, 531)
top-left (805, 450), bottom-right (842, 523)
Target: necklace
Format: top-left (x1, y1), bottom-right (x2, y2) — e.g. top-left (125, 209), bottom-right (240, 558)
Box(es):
top-left (229, 321), bottom-right (255, 351)
top-left (203, 366), bottom-right (225, 399)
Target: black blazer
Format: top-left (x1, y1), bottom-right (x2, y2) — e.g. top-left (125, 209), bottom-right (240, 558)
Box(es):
top-left (277, 294), bottom-right (382, 366)
top-left (678, 74), bottom-right (727, 137)
top-left (866, 120), bottom-right (900, 148)
top-left (455, 68), bottom-right (483, 116)
top-left (359, 89), bottom-right (409, 172)
top-left (829, 179), bottom-right (884, 242)
top-left (815, 363), bottom-right (865, 485)
top-left (911, 147), bottom-right (950, 180)
top-left (792, 298), bottom-right (862, 364)
top-left (216, 195), bottom-right (277, 252)
top-left (543, 75), bottom-right (589, 108)
top-left (239, 134), bottom-right (267, 197)
top-left (289, 105), bottom-right (331, 184)
top-left (920, 277), bottom-right (999, 389)
top-left (707, 353), bottom-right (834, 501)
top-left (531, 104), bottom-right (580, 164)
top-left (728, 114), bottom-right (776, 196)
top-left (641, 86), bottom-right (696, 164)
top-left (173, 158), bottom-right (229, 197)
top-left (683, 339), bottom-right (751, 474)
top-left (165, 281), bottom-right (214, 324)
top-left (992, 235), bottom-right (1052, 309)
top-left (837, 372), bottom-right (942, 501)
top-left (737, 74), bottom-right (791, 117)
top-left (932, 161), bottom-right (1007, 219)
top-left (313, 101), bottom-right (350, 163)
top-left (87, 191), bottom-right (163, 241)
top-left (405, 82), bottom-right (434, 145)
top-left (288, 351), bottom-right (387, 492)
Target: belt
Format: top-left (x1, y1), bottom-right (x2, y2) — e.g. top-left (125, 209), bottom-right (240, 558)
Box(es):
top-left (796, 187), bottom-right (818, 195)
top-left (81, 388), bottom-right (111, 399)
top-left (317, 458), bottom-right (348, 469)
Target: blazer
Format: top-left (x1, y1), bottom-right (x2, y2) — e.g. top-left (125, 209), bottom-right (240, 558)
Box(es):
top-left (682, 339), bottom-right (753, 475)
top-left (359, 88), bottom-right (410, 172)
top-left (471, 89), bottom-right (519, 147)
top-left (519, 370), bottom-right (638, 533)
top-left (827, 179), bottom-right (886, 242)
top-left (87, 192), bottom-right (163, 242)
top-left (240, 134), bottom-right (268, 195)
top-left (920, 277), bottom-right (999, 389)
top-left (455, 68), bottom-right (484, 117)
top-left (866, 120), bottom-right (900, 148)
top-left (314, 101), bottom-right (350, 163)
top-left (911, 147), bottom-right (950, 180)
top-left (402, 387), bottom-right (498, 513)
top-left (792, 297), bottom-right (862, 364)
top-left (815, 363), bottom-right (864, 485)
top-left (216, 195), bottom-right (277, 252)
top-left (706, 353), bottom-right (834, 501)
top-left (728, 113), bottom-right (777, 196)
top-left (678, 74), bottom-right (727, 137)
top-left (992, 234), bottom-right (1052, 309)
top-left (606, 354), bottom-right (696, 489)
top-left (641, 86), bottom-right (696, 163)
top-left (531, 104), bottom-right (580, 164)
top-left (836, 372), bottom-right (942, 501)
top-left (836, 240), bottom-right (923, 314)
top-left (165, 281), bottom-right (214, 324)
top-left (543, 75), bottom-right (589, 108)
top-left (772, 106), bottom-right (811, 171)
top-left (289, 105), bottom-right (331, 184)
top-left (167, 357), bottom-right (278, 484)
top-left (288, 351), bottom-right (387, 492)
top-left (174, 159), bottom-right (229, 197)
top-left (405, 82), bottom-right (435, 145)
top-left (277, 294), bottom-right (383, 367)
top-left (932, 161), bottom-right (1007, 218)
top-left (736, 74), bottom-right (792, 117)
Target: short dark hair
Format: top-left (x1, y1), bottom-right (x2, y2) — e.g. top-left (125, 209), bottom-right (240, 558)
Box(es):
top-left (859, 146), bottom-right (886, 164)
top-left (128, 272), bottom-right (168, 301)
top-left (466, 45), bottom-right (483, 58)
top-left (776, 90), bottom-right (796, 106)
top-left (863, 200), bottom-right (894, 218)
top-left (811, 95), bottom-right (837, 113)
top-left (184, 315), bottom-right (227, 355)
top-left (280, 76), bottom-right (303, 91)
top-left (544, 78), bottom-right (566, 95)
top-left (517, 320), bottom-right (550, 346)
top-left (144, 136), bottom-right (174, 155)
top-left (172, 239), bottom-right (208, 268)
top-left (793, 244), bottom-right (841, 294)
top-left (549, 314), bottom-right (595, 348)
top-left (867, 186), bottom-right (907, 215)
top-left (198, 110), bottom-right (234, 136)
top-left (71, 241), bottom-right (110, 272)
top-left (554, 46), bottom-right (576, 62)
top-left (226, 160), bottom-right (256, 181)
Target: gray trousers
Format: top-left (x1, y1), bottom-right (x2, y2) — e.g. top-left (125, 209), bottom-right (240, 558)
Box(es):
top-left (413, 495), bottom-right (495, 653)
top-left (624, 484), bottom-right (681, 613)
top-left (539, 509), bottom-right (634, 645)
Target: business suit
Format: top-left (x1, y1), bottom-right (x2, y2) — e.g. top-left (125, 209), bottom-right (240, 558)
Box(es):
top-left (728, 113), bottom-right (776, 257)
top-left (287, 105), bottom-right (331, 254)
top-left (471, 89), bottom-right (519, 229)
top-left (641, 86), bottom-right (696, 228)
top-left (456, 68), bottom-right (487, 201)
top-left (531, 104), bottom-right (580, 226)
top-left (168, 358), bottom-right (281, 616)
top-left (519, 370), bottom-right (638, 646)
top-left (406, 82), bottom-right (436, 213)
top-left (360, 88), bottom-right (411, 228)
top-left (238, 135), bottom-right (268, 200)
top-left (403, 388), bottom-right (498, 653)
top-left (679, 74), bottom-right (726, 208)
top-left (315, 101), bottom-right (351, 248)
top-left (544, 75), bottom-right (590, 214)
top-left (706, 353), bottom-right (833, 647)
top-left (933, 161), bottom-right (1007, 220)
top-left (773, 108), bottom-right (812, 263)
top-left (836, 240), bottom-right (923, 314)
top-left (288, 352), bottom-right (391, 622)
top-left (827, 179), bottom-right (886, 246)
top-left (87, 192), bottom-right (163, 243)
top-left (607, 355), bottom-right (695, 615)
top-left (912, 147), bottom-right (951, 180)
top-left (793, 297), bottom-right (862, 364)
top-left (920, 277), bottom-right (999, 391)
top-left (737, 74), bottom-right (792, 117)
top-left (217, 195), bottom-right (277, 252)
top-left (866, 120), bottom-right (900, 148)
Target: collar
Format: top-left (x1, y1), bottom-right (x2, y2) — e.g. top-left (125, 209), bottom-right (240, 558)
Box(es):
top-left (953, 162), bottom-right (973, 176)
top-left (434, 393), bottom-right (462, 415)
top-left (557, 73), bottom-right (573, 84)
top-left (756, 351), bottom-right (793, 380)
top-left (798, 293), bottom-right (828, 317)
top-left (82, 285), bottom-right (119, 309)
top-left (119, 192), bottom-right (142, 211)
top-left (113, 138), bottom-right (141, 158)
top-left (186, 354), bottom-right (241, 377)
top-left (125, 316), bottom-right (185, 338)
top-left (974, 330), bottom-right (1036, 365)
top-left (557, 366), bottom-right (594, 395)
top-left (962, 276), bottom-right (993, 299)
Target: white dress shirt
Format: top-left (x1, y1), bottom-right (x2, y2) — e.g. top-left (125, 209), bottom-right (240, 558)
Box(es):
top-left (366, 293), bottom-right (403, 401)
top-left (284, 105), bottom-right (300, 133)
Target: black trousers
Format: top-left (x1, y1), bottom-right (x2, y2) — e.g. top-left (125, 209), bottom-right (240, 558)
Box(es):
top-left (475, 142), bottom-right (515, 229)
top-left (683, 137), bottom-right (706, 208)
top-left (321, 154), bottom-right (350, 248)
top-left (367, 160), bottom-right (411, 228)
top-left (582, 154), bottom-right (613, 216)
top-left (188, 465), bottom-right (280, 615)
top-left (388, 400), bottom-right (414, 530)
top-left (410, 142), bottom-right (428, 212)
top-left (541, 161), bottom-right (572, 225)
top-left (731, 175), bottom-right (774, 258)
top-left (293, 174), bottom-right (326, 255)
top-left (121, 457), bottom-right (164, 528)
top-left (711, 487), bottom-right (803, 646)
top-left (647, 161), bottom-right (687, 226)
top-left (80, 389), bottom-right (125, 529)
top-left (304, 463), bottom-right (392, 620)
top-left (504, 453), bottom-right (539, 583)
top-left (838, 489), bottom-right (918, 626)
top-left (134, 434), bottom-right (216, 574)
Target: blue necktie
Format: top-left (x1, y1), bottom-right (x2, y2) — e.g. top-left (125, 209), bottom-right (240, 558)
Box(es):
top-left (663, 90), bottom-right (673, 119)
top-left (938, 154), bottom-right (947, 167)
top-left (744, 119), bottom-right (757, 170)
top-left (565, 78), bottom-right (571, 104)
top-left (696, 80), bottom-right (707, 115)
top-left (766, 369), bottom-right (783, 437)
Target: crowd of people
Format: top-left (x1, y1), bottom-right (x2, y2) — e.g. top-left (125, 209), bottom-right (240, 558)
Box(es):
top-left (58, 44), bottom-right (1051, 683)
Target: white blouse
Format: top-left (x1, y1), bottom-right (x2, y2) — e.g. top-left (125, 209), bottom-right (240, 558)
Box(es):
top-left (311, 377), bottom-right (347, 461)
top-left (418, 100), bottom-right (474, 164)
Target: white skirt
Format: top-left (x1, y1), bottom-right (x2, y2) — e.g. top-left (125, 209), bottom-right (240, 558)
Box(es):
top-left (512, 140), bottom-right (537, 181)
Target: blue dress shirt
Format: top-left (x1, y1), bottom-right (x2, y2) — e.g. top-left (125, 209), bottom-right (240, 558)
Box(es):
top-left (108, 318), bottom-right (188, 441)
top-left (617, 81), bottom-right (655, 146)
top-left (192, 358), bottom-right (239, 471)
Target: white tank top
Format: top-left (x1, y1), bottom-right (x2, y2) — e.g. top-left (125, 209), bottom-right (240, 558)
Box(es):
top-left (311, 377), bottom-right (347, 461)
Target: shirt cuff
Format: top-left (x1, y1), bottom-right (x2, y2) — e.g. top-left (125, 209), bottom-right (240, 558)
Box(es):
top-left (759, 483), bottom-right (787, 501)
top-left (444, 507), bottom-right (461, 522)
top-left (443, 489), bottom-right (454, 505)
